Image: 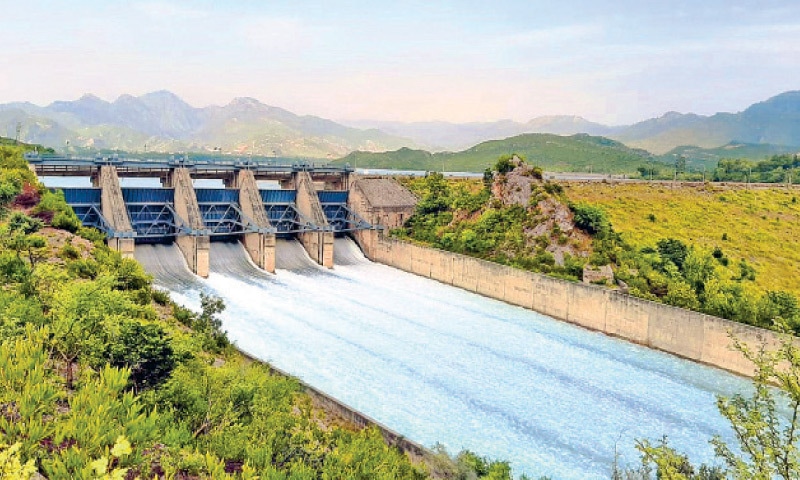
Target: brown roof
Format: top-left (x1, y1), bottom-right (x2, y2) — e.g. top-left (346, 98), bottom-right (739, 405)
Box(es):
top-left (354, 178), bottom-right (418, 209)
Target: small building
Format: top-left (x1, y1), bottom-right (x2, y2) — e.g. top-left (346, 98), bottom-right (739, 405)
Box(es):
top-left (348, 177), bottom-right (418, 257)
top-left (348, 177), bottom-right (418, 230)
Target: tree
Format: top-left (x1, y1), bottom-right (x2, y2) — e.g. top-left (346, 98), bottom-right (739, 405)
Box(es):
top-left (106, 320), bottom-right (176, 391)
top-left (571, 203), bottom-right (611, 237)
top-left (494, 155), bottom-right (516, 175)
top-left (675, 155), bottom-right (687, 179)
top-left (196, 293), bottom-right (229, 351)
top-left (657, 238), bottom-right (689, 272)
top-left (638, 332), bottom-right (800, 479)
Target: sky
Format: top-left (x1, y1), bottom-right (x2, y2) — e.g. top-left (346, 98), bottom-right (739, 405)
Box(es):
top-left (1, 0), bottom-right (798, 124)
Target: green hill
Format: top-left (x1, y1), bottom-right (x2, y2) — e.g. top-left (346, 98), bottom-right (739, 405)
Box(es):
top-left (335, 133), bottom-right (654, 174)
top-left (656, 142), bottom-right (798, 170)
top-left (0, 136), bottom-right (54, 152)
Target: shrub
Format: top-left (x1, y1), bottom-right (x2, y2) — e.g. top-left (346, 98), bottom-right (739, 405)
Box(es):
top-left (7, 211), bottom-right (43, 234)
top-left (152, 289), bottom-right (170, 306)
top-left (51, 211), bottom-right (82, 233)
top-left (78, 226), bottom-right (106, 243)
top-left (571, 203), bottom-right (611, 236)
top-left (0, 181), bottom-right (20, 205)
top-left (67, 259), bottom-right (99, 279)
top-left (106, 320), bottom-right (176, 391)
top-left (543, 182), bottom-right (563, 195)
top-left (59, 243), bottom-right (80, 260)
top-left (494, 156), bottom-right (515, 174)
top-left (12, 183), bottom-right (40, 208)
top-left (656, 238), bottom-right (689, 271)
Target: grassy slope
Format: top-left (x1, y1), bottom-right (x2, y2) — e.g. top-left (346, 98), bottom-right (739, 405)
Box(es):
top-left (335, 133), bottom-right (653, 173)
top-left (564, 183), bottom-right (800, 294)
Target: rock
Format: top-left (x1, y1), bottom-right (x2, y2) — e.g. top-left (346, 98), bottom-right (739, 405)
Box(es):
top-left (583, 264), bottom-right (614, 285)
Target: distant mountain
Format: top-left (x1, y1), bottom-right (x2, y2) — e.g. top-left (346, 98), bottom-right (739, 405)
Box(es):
top-left (7, 90), bottom-right (800, 159)
top-left (333, 133), bottom-right (653, 174)
top-left (346, 91), bottom-right (800, 156)
top-left (343, 115), bottom-right (613, 151)
top-left (0, 91), bottom-right (416, 157)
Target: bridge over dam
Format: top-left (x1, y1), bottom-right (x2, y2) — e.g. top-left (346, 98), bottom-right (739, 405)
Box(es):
top-left (28, 154), bottom-right (408, 276)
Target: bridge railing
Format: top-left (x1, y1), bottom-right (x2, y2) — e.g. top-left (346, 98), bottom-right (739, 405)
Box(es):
top-left (25, 152), bottom-right (354, 173)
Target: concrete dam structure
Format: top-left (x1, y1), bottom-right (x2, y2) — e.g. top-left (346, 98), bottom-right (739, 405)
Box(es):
top-left (35, 158), bottom-right (785, 477)
top-left (30, 154), bottom-right (376, 275)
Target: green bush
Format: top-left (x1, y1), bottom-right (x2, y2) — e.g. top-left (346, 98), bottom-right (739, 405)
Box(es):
top-left (106, 320), bottom-right (176, 391)
top-left (78, 226), bottom-right (106, 243)
top-left (67, 258), bottom-right (99, 279)
top-left (51, 211), bottom-right (82, 233)
top-left (152, 288), bottom-right (170, 306)
top-left (494, 155), bottom-right (515, 174)
top-left (571, 203), bottom-right (611, 236)
top-left (59, 243), bottom-right (81, 260)
top-left (656, 238), bottom-right (689, 271)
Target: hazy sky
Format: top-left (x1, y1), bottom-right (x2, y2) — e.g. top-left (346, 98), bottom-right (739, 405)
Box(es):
top-left (2, 1), bottom-right (798, 124)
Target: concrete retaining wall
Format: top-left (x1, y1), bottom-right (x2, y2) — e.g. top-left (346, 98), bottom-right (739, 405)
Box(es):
top-left (366, 234), bottom-right (783, 377)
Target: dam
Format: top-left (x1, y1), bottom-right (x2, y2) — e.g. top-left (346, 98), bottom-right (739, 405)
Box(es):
top-left (38, 161), bottom-right (754, 479)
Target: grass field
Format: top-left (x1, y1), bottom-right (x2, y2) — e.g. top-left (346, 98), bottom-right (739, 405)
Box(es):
top-left (564, 183), bottom-right (800, 294)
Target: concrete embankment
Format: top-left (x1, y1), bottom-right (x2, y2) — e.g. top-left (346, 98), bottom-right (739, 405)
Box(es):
top-left (362, 235), bottom-right (785, 377)
top-left (236, 349), bottom-right (436, 469)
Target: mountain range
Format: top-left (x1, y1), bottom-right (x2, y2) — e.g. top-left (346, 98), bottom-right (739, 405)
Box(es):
top-left (333, 133), bottom-right (654, 174)
top-left (345, 91), bottom-right (800, 155)
top-left (0, 91), bottom-right (416, 157)
top-left (2, 90), bottom-right (799, 160)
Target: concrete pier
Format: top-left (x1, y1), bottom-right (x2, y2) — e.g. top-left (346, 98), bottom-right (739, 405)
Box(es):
top-left (94, 166), bottom-right (135, 258)
top-left (164, 168), bottom-right (210, 277)
top-left (227, 170), bottom-right (277, 273)
top-left (295, 171), bottom-right (334, 268)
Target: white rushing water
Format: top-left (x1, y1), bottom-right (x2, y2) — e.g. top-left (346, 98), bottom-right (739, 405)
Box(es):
top-left (132, 238), bottom-right (752, 479)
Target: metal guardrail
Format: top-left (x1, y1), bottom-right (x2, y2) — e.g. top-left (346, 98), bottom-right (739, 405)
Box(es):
top-left (25, 152), bottom-right (354, 174)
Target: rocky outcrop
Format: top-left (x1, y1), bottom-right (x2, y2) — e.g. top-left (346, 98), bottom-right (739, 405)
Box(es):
top-left (490, 157), bottom-right (591, 266)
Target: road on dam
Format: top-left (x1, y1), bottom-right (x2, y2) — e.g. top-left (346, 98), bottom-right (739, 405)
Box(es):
top-left (134, 237), bottom-right (753, 479)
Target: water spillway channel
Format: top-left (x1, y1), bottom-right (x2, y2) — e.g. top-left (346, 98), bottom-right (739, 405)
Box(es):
top-left (134, 238), bottom-right (751, 479)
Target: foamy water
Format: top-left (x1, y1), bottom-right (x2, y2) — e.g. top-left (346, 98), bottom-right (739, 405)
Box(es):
top-left (133, 238), bottom-right (752, 479)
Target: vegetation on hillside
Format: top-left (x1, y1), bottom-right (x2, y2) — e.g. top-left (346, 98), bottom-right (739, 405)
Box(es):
top-left (336, 133), bottom-right (653, 174)
top-left (710, 154), bottom-right (800, 183)
top-left (0, 144), bottom-right (512, 479)
top-left (0, 136), bottom-right (54, 152)
top-left (564, 182), bottom-right (800, 295)
top-left (396, 156), bottom-right (593, 280)
top-left (657, 143), bottom-right (798, 171)
top-left (398, 156), bottom-right (800, 334)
